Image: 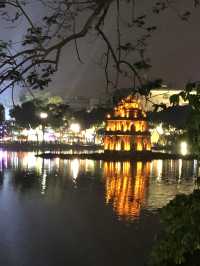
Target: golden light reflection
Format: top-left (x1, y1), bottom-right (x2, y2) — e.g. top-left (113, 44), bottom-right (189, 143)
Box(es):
top-left (103, 161), bottom-right (150, 221)
top-left (15, 152), bottom-right (44, 174)
top-left (71, 159), bottom-right (79, 180)
top-left (157, 160), bottom-right (163, 182)
top-left (178, 159), bottom-right (182, 181)
top-left (85, 159), bottom-right (95, 173)
top-left (180, 141), bottom-right (188, 156)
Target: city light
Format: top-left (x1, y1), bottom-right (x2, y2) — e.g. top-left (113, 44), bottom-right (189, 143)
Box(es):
top-left (156, 124), bottom-right (164, 135)
top-left (70, 123), bottom-right (80, 133)
top-left (104, 95), bottom-right (151, 152)
top-left (40, 112), bottom-right (48, 119)
top-left (180, 141), bottom-right (188, 156)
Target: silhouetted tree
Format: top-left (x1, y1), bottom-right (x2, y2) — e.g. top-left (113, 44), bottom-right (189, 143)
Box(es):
top-left (0, 104), bottom-right (5, 123)
top-left (151, 190), bottom-right (200, 266)
top-left (0, 0), bottom-right (198, 96)
top-left (9, 100), bottom-right (41, 129)
top-left (73, 107), bottom-right (111, 129)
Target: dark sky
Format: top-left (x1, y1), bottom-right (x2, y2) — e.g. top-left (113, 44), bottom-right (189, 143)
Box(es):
top-left (1, 0), bottom-right (200, 108)
top-left (49, 0), bottom-right (200, 98)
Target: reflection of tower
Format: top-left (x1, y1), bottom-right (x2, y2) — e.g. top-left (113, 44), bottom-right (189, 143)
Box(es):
top-left (103, 161), bottom-right (150, 221)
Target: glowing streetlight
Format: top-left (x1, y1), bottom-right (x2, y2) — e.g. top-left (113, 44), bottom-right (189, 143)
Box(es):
top-left (180, 141), bottom-right (188, 156)
top-left (40, 112), bottom-right (48, 143)
top-left (40, 112), bottom-right (48, 119)
top-left (156, 124), bottom-right (164, 135)
top-left (70, 123), bottom-right (80, 133)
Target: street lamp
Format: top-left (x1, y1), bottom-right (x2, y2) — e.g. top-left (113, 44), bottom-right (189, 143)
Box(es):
top-left (70, 123), bottom-right (80, 133)
top-left (70, 123), bottom-right (80, 143)
top-left (40, 112), bottom-right (48, 143)
top-left (180, 141), bottom-right (188, 156)
top-left (40, 112), bottom-right (48, 119)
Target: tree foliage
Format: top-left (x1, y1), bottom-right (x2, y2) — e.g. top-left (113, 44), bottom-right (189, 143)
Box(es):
top-left (9, 100), bottom-right (41, 129)
top-left (169, 82), bottom-right (200, 154)
top-left (150, 190), bottom-right (200, 266)
top-left (0, 104), bottom-right (5, 123)
top-left (43, 102), bottom-right (70, 129)
top-left (9, 96), bottom-right (70, 130)
top-left (0, 0), bottom-right (198, 96)
top-left (72, 107), bottom-right (110, 129)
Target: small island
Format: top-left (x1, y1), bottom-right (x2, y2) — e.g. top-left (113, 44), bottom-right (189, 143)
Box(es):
top-left (37, 95), bottom-right (196, 161)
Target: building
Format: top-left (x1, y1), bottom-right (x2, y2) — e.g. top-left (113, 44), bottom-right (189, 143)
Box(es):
top-left (112, 85), bottom-right (189, 112)
top-left (143, 86), bottom-right (187, 111)
top-left (104, 95), bottom-right (151, 152)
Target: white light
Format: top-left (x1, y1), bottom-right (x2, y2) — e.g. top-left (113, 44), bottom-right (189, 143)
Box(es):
top-left (156, 124), bottom-right (164, 135)
top-left (157, 160), bottom-right (163, 181)
top-left (180, 141), bottom-right (188, 156)
top-left (40, 112), bottom-right (48, 119)
top-left (41, 172), bottom-right (47, 195)
top-left (70, 123), bottom-right (80, 133)
top-left (85, 128), bottom-right (95, 142)
top-left (71, 159), bottom-right (79, 180)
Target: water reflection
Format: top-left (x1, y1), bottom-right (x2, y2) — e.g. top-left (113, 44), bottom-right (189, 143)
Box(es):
top-left (103, 161), bottom-right (150, 221)
top-left (0, 151), bottom-right (196, 219)
top-left (12, 169), bottom-right (41, 192)
top-left (0, 151), bottom-right (197, 266)
top-left (71, 159), bottom-right (79, 180)
top-left (148, 159), bottom-right (195, 210)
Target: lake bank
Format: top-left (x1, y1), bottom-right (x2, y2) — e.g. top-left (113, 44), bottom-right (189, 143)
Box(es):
top-left (0, 142), bottom-right (102, 151)
top-left (36, 151), bottom-right (197, 161)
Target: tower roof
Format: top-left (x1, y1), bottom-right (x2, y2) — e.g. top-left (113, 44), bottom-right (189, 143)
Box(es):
top-left (117, 95), bottom-right (142, 110)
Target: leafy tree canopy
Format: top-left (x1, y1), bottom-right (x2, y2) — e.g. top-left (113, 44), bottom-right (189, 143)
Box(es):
top-left (151, 190), bottom-right (200, 266)
top-left (9, 96), bottom-right (70, 130)
top-left (0, 104), bottom-right (5, 123)
top-left (9, 100), bottom-right (41, 129)
top-left (72, 107), bottom-right (111, 129)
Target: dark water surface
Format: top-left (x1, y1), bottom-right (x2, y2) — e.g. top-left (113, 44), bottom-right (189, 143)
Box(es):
top-left (0, 151), bottom-right (196, 266)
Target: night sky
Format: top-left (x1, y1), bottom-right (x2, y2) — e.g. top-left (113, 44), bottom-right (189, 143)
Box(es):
top-left (1, 0), bottom-right (200, 107)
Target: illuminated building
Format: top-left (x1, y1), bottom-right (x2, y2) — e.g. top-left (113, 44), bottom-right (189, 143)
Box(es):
top-left (104, 95), bottom-right (151, 152)
top-left (103, 161), bottom-right (150, 221)
top-left (144, 86), bottom-right (188, 111)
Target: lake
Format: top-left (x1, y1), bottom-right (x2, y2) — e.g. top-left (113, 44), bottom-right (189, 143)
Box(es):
top-left (0, 151), bottom-right (196, 266)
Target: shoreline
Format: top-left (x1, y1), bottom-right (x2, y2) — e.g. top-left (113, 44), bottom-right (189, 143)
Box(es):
top-left (36, 151), bottom-right (197, 161)
top-left (0, 143), bottom-right (196, 161)
top-left (0, 142), bottom-right (102, 152)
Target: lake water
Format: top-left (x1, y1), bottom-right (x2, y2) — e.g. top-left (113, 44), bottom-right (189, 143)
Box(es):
top-left (0, 151), bottom-right (196, 266)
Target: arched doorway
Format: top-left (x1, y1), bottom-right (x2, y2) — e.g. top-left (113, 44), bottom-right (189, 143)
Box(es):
top-left (121, 139), bottom-right (125, 151)
top-left (131, 124), bottom-right (135, 132)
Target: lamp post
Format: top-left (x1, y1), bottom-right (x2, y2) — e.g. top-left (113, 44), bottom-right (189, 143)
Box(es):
top-left (70, 123), bottom-right (80, 144)
top-left (40, 112), bottom-right (48, 143)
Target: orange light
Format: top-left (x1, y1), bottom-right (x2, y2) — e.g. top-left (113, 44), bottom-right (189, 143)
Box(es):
top-left (103, 161), bottom-right (150, 221)
top-left (104, 95), bottom-right (151, 152)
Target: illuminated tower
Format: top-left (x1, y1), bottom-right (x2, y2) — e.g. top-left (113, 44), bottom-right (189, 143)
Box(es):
top-left (104, 95), bottom-right (151, 152)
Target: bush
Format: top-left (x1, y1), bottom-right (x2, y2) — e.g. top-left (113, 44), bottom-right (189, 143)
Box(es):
top-left (150, 190), bottom-right (200, 266)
